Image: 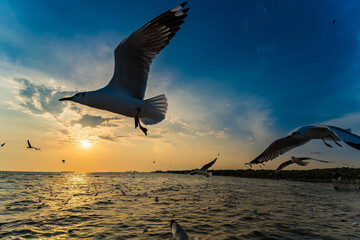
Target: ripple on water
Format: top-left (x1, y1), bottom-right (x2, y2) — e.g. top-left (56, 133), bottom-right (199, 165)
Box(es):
top-left (0, 172), bottom-right (359, 239)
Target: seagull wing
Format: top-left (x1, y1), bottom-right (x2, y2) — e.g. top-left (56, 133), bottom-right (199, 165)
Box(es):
top-left (326, 126), bottom-right (360, 150)
top-left (298, 157), bottom-right (332, 163)
top-left (27, 140), bottom-right (32, 148)
top-left (1, 143), bottom-right (5, 147)
top-left (275, 160), bottom-right (294, 171)
top-left (200, 157), bottom-right (217, 171)
top-left (248, 137), bottom-right (310, 165)
top-left (188, 171), bottom-right (197, 175)
top-left (107, 2), bottom-right (189, 100)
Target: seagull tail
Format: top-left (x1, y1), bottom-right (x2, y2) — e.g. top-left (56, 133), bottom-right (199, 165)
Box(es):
top-left (141, 94), bottom-right (168, 125)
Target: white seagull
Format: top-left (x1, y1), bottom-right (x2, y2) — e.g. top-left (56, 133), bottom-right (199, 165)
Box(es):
top-left (247, 125), bottom-right (360, 166)
top-left (188, 154), bottom-right (219, 177)
top-left (170, 220), bottom-right (198, 240)
top-left (27, 140), bottom-right (40, 151)
top-left (59, 2), bottom-right (190, 135)
top-left (275, 156), bottom-right (332, 172)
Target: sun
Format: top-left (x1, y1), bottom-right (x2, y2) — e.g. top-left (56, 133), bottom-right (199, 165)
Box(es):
top-left (81, 140), bottom-right (91, 148)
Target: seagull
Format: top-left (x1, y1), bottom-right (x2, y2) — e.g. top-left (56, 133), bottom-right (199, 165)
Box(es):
top-left (1, 143), bottom-right (5, 147)
top-left (62, 160), bottom-right (65, 164)
top-left (143, 226), bottom-right (150, 233)
top-left (171, 220), bottom-right (198, 240)
top-left (275, 156), bottom-right (332, 172)
top-left (59, 2), bottom-right (190, 136)
top-left (188, 154), bottom-right (219, 177)
top-left (333, 19), bottom-right (336, 24)
top-left (247, 125), bottom-right (360, 166)
top-left (27, 140), bottom-right (40, 151)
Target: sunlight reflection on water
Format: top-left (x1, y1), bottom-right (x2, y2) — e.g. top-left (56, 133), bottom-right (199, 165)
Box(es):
top-left (0, 172), bottom-right (360, 239)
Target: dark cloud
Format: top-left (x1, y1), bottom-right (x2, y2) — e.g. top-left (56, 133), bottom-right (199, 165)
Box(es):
top-left (71, 114), bottom-right (120, 128)
top-left (98, 135), bottom-right (124, 142)
top-left (14, 78), bottom-right (75, 116)
top-left (14, 78), bottom-right (123, 129)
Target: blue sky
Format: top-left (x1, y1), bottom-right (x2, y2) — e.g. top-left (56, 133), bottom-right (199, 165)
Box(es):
top-left (0, 0), bottom-right (360, 171)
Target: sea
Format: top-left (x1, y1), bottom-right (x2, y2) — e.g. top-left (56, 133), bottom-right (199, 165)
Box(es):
top-left (0, 172), bottom-right (359, 239)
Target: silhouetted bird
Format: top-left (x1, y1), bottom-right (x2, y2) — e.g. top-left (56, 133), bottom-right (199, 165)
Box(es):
top-left (27, 140), bottom-right (40, 151)
top-left (59, 2), bottom-right (190, 136)
top-left (1, 143), bottom-right (5, 147)
top-left (247, 125), bottom-right (360, 166)
top-left (62, 160), bottom-right (65, 164)
top-left (188, 154), bottom-right (219, 177)
top-left (275, 156), bottom-right (332, 172)
top-left (333, 19), bottom-right (336, 24)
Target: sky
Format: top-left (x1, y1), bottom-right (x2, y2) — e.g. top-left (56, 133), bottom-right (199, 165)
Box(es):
top-left (1, 0), bottom-right (360, 172)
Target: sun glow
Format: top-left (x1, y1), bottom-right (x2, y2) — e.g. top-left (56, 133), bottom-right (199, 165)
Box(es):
top-left (81, 140), bottom-right (91, 148)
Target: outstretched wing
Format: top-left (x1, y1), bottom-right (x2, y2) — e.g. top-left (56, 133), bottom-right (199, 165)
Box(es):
top-left (248, 137), bottom-right (310, 165)
top-left (326, 126), bottom-right (360, 150)
top-left (27, 140), bottom-right (32, 148)
top-left (107, 2), bottom-right (189, 99)
top-left (201, 157), bottom-right (217, 171)
top-left (275, 160), bottom-right (294, 172)
top-left (300, 157), bottom-right (332, 163)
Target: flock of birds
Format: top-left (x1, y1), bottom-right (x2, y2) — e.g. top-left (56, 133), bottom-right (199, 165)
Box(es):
top-left (1, 1), bottom-right (358, 239)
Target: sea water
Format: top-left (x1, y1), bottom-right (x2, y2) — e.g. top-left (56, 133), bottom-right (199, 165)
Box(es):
top-left (0, 172), bottom-right (359, 239)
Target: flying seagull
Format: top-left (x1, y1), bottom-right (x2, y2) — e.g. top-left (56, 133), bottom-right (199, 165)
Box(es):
top-left (27, 140), bottom-right (40, 151)
top-left (333, 19), bottom-right (336, 24)
top-left (59, 2), bottom-right (190, 135)
top-left (188, 154), bottom-right (219, 177)
top-left (247, 125), bottom-right (360, 166)
top-left (62, 160), bottom-right (65, 164)
top-left (170, 220), bottom-right (198, 240)
top-left (1, 143), bottom-right (5, 147)
top-left (275, 156), bottom-right (332, 172)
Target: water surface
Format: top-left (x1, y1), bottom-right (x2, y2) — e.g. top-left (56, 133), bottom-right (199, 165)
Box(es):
top-left (0, 172), bottom-right (359, 239)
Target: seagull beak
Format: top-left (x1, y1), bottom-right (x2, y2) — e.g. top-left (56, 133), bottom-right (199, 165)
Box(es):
top-left (59, 97), bottom-right (73, 101)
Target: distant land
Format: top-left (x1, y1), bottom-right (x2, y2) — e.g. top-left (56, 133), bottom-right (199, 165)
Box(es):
top-left (156, 168), bottom-right (360, 183)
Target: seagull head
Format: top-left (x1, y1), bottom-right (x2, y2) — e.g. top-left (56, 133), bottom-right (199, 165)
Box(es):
top-left (170, 220), bottom-right (176, 228)
top-left (59, 92), bottom-right (87, 103)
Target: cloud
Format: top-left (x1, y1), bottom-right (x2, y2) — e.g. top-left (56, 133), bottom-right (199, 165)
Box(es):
top-left (71, 114), bottom-right (120, 128)
top-left (98, 135), bottom-right (123, 142)
top-left (13, 78), bottom-right (75, 116)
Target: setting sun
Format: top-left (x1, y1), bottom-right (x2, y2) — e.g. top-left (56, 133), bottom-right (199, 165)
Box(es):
top-left (81, 140), bottom-right (91, 148)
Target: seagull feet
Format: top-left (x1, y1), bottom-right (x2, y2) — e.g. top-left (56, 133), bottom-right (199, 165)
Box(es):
top-left (325, 143), bottom-right (333, 148)
top-left (330, 135), bottom-right (342, 147)
top-left (135, 108), bottom-right (140, 129)
top-left (135, 108), bottom-right (148, 136)
top-left (322, 138), bottom-right (333, 148)
top-left (140, 125), bottom-right (148, 136)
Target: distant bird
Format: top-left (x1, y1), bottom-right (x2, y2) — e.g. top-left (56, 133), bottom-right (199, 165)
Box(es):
top-left (275, 156), bottom-right (332, 172)
top-left (143, 226), bottom-right (150, 233)
top-left (27, 140), bottom-right (40, 151)
top-left (154, 197), bottom-right (159, 202)
top-left (170, 220), bottom-right (191, 240)
top-left (1, 143), bottom-right (5, 147)
top-left (59, 2), bottom-right (190, 135)
top-left (62, 160), bottom-right (65, 164)
top-left (188, 154), bottom-right (219, 177)
top-left (153, 161), bottom-right (156, 164)
top-left (333, 19), bottom-right (336, 24)
top-left (247, 126), bottom-right (360, 166)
